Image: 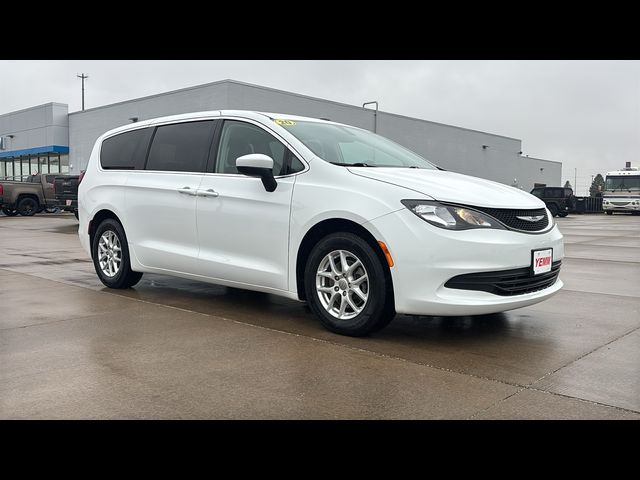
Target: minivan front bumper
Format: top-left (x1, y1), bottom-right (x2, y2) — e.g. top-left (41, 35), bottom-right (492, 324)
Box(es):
top-left (366, 208), bottom-right (564, 316)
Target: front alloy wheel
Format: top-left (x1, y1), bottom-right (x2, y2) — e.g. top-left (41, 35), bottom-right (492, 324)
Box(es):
top-left (304, 232), bottom-right (395, 337)
top-left (316, 250), bottom-right (369, 320)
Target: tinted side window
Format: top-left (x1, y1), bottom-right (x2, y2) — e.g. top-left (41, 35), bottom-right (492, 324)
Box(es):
top-left (216, 121), bottom-right (293, 176)
top-left (146, 121), bottom-right (214, 173)
top-left (531, 188), bottom-right (543, 198)
top-left (101, 128), bottom-right (152, 170)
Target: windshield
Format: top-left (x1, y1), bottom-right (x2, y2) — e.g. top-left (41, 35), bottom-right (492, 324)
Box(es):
top-left (605, 176), bottom-right (640, 191)
top-left (277, 120), bottom-right (437, 169)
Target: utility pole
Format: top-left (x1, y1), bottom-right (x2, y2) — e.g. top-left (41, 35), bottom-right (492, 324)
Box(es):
top-left (77, 73), bottom-right (88, 111)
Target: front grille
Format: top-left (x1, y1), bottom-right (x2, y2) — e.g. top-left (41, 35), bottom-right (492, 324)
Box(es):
top-left (473, 207), bottom-right (549, 232)
top-left (444, 261), bottom-right (561, 296)
top-left (611, 202), bottom-right (629, 206)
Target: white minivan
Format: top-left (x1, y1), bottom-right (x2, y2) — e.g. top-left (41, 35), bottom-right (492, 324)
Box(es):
top-left (78, 110), bottom-right (564, 336)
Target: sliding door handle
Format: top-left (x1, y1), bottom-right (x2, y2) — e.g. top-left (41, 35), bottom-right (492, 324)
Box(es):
top-left (177, 186), bottom-right (197, 196)
top-left (197, 188), bottom-right (219, 198)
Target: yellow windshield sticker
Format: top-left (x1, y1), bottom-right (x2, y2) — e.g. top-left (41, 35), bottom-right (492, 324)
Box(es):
top-left (274, 119), bottom-right (296, 126)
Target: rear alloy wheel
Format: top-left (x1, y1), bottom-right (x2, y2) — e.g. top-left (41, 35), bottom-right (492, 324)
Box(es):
top-left (17, 197), bottom-right (38, 216)
top-left (304, 232), bottom-right (395, 337)
top-left (92, 218), bottom-right (143, 289)
top-left (1, 207), bottom-right (19, 216)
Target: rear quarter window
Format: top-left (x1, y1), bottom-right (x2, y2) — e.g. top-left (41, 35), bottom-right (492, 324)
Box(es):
top-left (146, 121), bottom-right (214, 173)
top-left (101, 128), bottom-right (153, 170)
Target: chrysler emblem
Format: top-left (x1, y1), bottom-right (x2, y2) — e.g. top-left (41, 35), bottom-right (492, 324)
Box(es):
top-left (516, 215), bottom-right (544, 222)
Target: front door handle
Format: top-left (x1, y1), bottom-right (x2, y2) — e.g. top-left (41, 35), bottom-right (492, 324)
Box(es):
top-left (197, 188), bottom-right (219, 198)
top-left (177, 186), bottom-right (197, 196)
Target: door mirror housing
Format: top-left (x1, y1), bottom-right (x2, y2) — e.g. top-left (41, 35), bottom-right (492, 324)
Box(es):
top-left (236, 154), bottom-right (277, 192)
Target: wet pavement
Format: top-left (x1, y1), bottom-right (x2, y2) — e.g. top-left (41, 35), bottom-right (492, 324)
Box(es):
top-left (1, 212), bottom-right (639, 419)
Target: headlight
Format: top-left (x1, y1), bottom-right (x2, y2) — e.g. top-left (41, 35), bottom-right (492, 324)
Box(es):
top-left (401, 200), bottom-right (505, 230)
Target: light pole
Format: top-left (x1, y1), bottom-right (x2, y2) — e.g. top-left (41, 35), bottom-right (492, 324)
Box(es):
top-left (362, 101), bottom-right (378, 133)
top-left (77, 73), bottom-right (88, 111)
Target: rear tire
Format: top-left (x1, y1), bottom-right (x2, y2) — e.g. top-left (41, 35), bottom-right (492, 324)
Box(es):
top-left (304, 232), bottom-right (395, 337)
top-left (92, 218), bottom-right (143, 289)
top-left (606, 211), bottom-right (613, 215)
top-left (1, 207), bottom-right (19, 216)
top-left (17, 197), bottom-right (38, 216)
top-left (558, 212), bottom-right (568, 218)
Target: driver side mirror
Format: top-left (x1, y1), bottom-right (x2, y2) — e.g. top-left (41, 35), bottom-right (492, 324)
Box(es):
top-left (236, 154), bottom-right (277, 192)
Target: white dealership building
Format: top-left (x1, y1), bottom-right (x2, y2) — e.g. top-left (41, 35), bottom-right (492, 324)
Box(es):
top-left (0, 79), bottom-right (561, 190)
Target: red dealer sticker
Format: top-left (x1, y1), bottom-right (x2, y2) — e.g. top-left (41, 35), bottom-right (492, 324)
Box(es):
top-left (532, 249), bottom-right (553, 275)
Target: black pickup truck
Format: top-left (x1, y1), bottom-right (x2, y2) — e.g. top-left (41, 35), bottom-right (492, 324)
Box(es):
top-left (530, 186), bottom-right (576, 217)
top-left (54, 174), bottom-right (80, 219)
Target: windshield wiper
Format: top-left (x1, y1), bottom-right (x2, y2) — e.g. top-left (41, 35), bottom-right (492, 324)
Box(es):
top-left (330, 162), bottom-right (376, 167)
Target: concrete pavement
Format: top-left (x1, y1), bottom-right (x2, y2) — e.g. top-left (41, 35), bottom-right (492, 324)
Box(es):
top-left (1, 212), bottom-right (638, 419)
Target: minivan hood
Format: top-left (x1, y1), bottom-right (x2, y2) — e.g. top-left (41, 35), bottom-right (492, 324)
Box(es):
top-left (348, 168), bottom-right (543, 209)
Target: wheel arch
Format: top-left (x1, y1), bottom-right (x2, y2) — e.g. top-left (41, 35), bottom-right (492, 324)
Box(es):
top-left (88, 209), bottom-right (125, 258)
top-left (295, 218), bottom-right (394, 302)
top-left (16, 193), bottom-right (40, 206)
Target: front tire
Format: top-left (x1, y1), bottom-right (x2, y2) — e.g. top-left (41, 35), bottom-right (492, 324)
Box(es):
top-left (92, 218), bottom-right (143, 289)
top-left (304, 232), bottom-right (395, 337)
top-left (558, 212), bottom-right (568, 218)
top-left (606, 211), bottom-right (613, 215)
top-left (548, 204), bottom-right (558, 217)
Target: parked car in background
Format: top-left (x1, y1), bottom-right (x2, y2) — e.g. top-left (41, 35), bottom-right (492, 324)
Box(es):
top-left (530, 186), bottom-right (576, 217)
top-left (0, 174), bottom-right (60, 216)
top-left (54, 173), bottom-right (81, 219)
top-left (79, 110), bottom-right (564, 337)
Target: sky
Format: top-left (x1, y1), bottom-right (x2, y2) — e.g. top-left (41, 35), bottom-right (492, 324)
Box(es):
top-left (1, 60), bottom-right (638, 195)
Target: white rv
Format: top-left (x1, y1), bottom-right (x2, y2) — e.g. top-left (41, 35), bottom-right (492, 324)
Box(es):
top-left (603, 162), bottom-right (640, 215)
